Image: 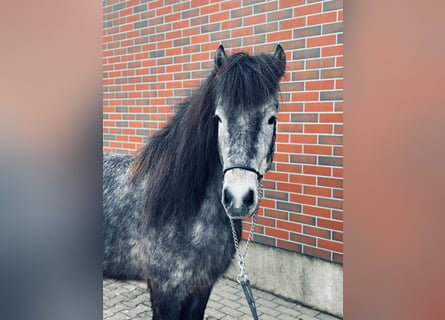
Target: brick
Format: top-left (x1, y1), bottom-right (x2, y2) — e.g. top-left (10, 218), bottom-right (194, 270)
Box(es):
top-left (279, 0), bottom-right (305, 9)
top-left (303, 247), bottom-right (331, 263)
top-left (134, 20), bottom-right (148, 29)
top-left (291, 113), bottom-right (318, 122)
top-left (276, 143), bottom-right (302, 154)
top-left (307, 34), bottom-right (337, 47)
top-left (222, 18), bottom-right (242, 29)
top-left (190, 0), bottom-right (209, 8)
top-left (267, 9), bottom-right (293, 21)
top-left (304, 185), bottom-right (331, 197)
top-left (211, 30), bottom-right (230, 41)
top-left (318, 218), bottom-right (343, 231)
top-left (277, 201), bottom-right (301, 213)
top-left (322, 45), bottom-right (343, 57)
top-left (292, 91), bottom-right (319, 102)
top-left (201, 3), bottom-right (219, 15)
top-left (318, 156), bottom-right (343, 167)
top-left (306, 79), bottom-right (335, 90)
top-left (333, 253), bottom-right (343, 264)
top-left (320, 112), bottom-right (343, 122)
top-left (232, 26), bottom-right (253, 38)
top-left (290, 154), bottom-right (316, 165)
top-left (280, 39), bottom-right (305, 50)
top-left (290, 213), bottom-right (315, 225)
top-left (308, 12), bottom-right (337, 25)
top-left (294, 25), bottom-right (322, 38)
top-left (264, 209), bottom-right (290, 222)
top-left (252, 234), bottom-right (276, 246)
top-left (331, 229), bottom-right (344, 243)
top-left (265, 227), bottom-right (289, 240)
top-left (304, 225), bottom-right (330, 239)
top-left (290, 173), bottom-right (316, 187)
top-left (221, 0), bottom-right (241, 10)
top-left (244, 14), bottom-right (266, 26)
top-left (267, 30), bottom-right (292, 42)
top-left (292, 70), bottom-right (319, 81)
top-left (243, 35), bottom-right (266, 46)
top-left (231, 6), bottom-right (252, 18)
top-left (302, 205), bottom-right (331, 218)
top-left (290, 232), bottom-right (316, 245)
top-left (276, 220), bottom-right (302, 232)
top-left (323, 0), bottom-right (343, 12)
top-left (182, 8), bottom-right (199, 19)
top-left (254, 22), bottom-right (278, 34)
top-left (290, 134), bottom-right (317, 144)
top-left (265, 190), bottom-right (288, 201)
top-left (150, 50), bottom-right (164, 58)
top-left (277, 182), bottom-right (302, 193)
top-left (292, 48), bottom-right (320, 60)
top-left (133, 4), bottom-right (147, 13)
top-left (304, 144), bottom-right (332, 157)
top-left (290, 193), bottom-right (316, 206)
top-left (321, 68), bottom-right (343, 79)
top-left (318, 197), bottom-right (342, 210)
top-left (254, 1), bottom-right (277, 13)
top-left (191, 15), bottom-right (208, 26)
top-left (277, 240), bottom-right (301, 252)
top-left (318, 239), bottom-right (342, 252)
top-left (303, 165), bottom-right (331, 176)
top-left (277, 123), bottom-right (303, 133)
top-left (112, 2), bottom-right (126, 11)
top-left (304, 123), bottom-right (333, 134)
top-left (318, 135), bottom-right (343, 145)
top-left (191, 34), bottom-right (209, 44)
top-left (334, 124), bottom-right (343, 134)
top-left (256, 216), bottom-right (275, 227)
top-left (294, 3), bottom-right (322, 16)
top-left (156, 24), bottom-right (171, 33)
top-left (333, 189), bottom-right (343, 199)
top-left (323, 21), bottom-right (343, 34)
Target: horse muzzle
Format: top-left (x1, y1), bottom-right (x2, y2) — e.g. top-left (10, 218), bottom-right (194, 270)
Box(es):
top-left (222, 167), bottom-right (261, 219)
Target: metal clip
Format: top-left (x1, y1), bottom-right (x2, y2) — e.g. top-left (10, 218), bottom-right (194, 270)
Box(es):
top-left (237, 258), bottom-right (248, 283)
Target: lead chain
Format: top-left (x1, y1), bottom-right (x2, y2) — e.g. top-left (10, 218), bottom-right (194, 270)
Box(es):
top-left (229, 182), bottom-right (263, 283)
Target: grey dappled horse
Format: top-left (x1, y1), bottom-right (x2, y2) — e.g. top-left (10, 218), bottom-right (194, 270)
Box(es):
top-left (103, 45), bottom-right (286, 319)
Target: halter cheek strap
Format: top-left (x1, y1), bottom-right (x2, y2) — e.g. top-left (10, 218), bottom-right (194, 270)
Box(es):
top-left (223, 166), bottom-right (264, 180)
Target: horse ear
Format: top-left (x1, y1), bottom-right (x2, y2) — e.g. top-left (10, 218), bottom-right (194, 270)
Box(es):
top-left (214, 45), bottom-right (227, 71)
top-left (274, 44), bottom-right (286, 76)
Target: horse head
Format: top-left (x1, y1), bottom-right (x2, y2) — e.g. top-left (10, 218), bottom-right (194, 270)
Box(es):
top-left (213, 45), bottom-right (286, 219)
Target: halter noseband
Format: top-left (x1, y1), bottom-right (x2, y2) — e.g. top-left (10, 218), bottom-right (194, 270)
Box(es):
top-left (223, 166), bottom-right (263, 181)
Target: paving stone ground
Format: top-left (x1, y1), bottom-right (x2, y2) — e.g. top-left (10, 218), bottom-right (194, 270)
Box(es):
top-left (103, 278), bottom-right (341, 320)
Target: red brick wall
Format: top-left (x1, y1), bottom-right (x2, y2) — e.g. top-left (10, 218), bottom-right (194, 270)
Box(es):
top-left (103, 0), bottom-right (343, 264)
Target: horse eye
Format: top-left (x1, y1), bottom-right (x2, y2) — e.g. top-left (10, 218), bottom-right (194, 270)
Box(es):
top-left (268, 116), bottom-right (277, 125)
top-left (214, 114), bottom-right (222, 123)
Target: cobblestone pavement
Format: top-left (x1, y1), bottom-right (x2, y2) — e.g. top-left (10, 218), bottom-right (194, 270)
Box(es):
top-left (103, 278), bottom-right (341, 320)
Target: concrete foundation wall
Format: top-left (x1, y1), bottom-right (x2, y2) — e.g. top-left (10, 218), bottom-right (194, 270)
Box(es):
top-left (224, 241), bottom-right (343, 318)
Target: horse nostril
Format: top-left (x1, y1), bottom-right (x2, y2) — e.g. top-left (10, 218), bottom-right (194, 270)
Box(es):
top-left (223, 188), bottom-right (233, 207)
top-left (243, 189), bottom-right (255, 208)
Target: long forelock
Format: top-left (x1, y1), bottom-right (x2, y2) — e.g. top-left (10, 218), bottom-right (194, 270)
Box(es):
top-left (216, 53), bottom-right (282, 115)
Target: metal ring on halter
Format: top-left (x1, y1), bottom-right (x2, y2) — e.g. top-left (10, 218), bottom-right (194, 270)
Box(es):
top-left (223, 166), bottom-right (263, 180)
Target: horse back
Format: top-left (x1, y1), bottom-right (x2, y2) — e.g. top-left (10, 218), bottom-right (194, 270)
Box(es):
top-left (103, 152), bottom-right (146, 280)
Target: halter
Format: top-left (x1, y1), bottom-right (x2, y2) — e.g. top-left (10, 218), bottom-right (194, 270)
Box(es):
top-left (223, 166), bottom-right (263, 180)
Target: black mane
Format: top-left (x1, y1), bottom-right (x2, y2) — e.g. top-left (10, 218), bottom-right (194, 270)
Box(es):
top-left (131, 50), bottom-right (284, 225)
top-left (216, 52), bottom-right (285, 115)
